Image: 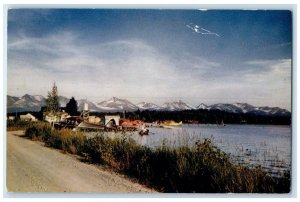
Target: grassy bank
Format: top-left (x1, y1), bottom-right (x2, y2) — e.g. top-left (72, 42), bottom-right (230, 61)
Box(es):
top-left (7, 120), bottom-right (35, 131)
top-left (23, 122), bottom-right (290, 193)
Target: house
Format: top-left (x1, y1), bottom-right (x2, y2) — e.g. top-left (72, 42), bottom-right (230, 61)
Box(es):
top-left (88, 116), bottom-right (101, 124)
top-left (60, 111), bottom-right (70, 121)
top-left (20, 113), bottom-right (37, 122)
top-left (44, 111), bottom-right (70, 123)
top-left (8, 116), bottom-right (16, 121)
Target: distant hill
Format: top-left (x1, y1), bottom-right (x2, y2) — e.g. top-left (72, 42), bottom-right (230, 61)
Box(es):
top-left (6, 94), bottom-right (291, 117)
top-left (96, 97), bottom-right (138, 112)
top-left (7, 94), bottom-right (46, 112)
top-left (197, 102), bottom-right (290, 116)
top-left (136, 102), bottom-right (163, 111)
top-left (162, 100), bottom-right (195, 111)
top-left (77, 99), bottom-right (100, 112)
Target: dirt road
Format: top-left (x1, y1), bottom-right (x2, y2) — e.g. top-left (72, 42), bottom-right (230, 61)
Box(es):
top-left (6, 131), bottom-right (155, 193)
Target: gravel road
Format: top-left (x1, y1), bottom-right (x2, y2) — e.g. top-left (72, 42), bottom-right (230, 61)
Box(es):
top-left (6, 131), bottom-right (155, 193)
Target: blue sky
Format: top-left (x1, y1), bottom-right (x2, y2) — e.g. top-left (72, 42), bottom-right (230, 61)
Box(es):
top-left (7, 9), bottom-right (292, 109)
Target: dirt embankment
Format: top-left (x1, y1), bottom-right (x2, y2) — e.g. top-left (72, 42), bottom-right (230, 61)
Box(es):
top-left (6, 131), bottom-right (156, 193)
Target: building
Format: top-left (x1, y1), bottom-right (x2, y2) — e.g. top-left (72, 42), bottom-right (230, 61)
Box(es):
top-left (8, 116), bottom-right (16, 121)
top-left (20, 113), bottom-right (37, 121)
top-left (105, 115), bottom-right (120, 126)
top-left (44, 111), bottom-right (69, 123)
top-left (88, 116), bottom-right (101, 124)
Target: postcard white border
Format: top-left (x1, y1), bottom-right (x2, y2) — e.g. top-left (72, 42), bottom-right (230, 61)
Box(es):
top-left (1, 1), bottom-right (299, 201)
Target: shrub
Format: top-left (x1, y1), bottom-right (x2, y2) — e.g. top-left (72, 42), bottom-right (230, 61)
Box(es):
top-left (24, 124), bottom-right (291, 193)
top-left (25, 127), bottom-right (39, 139)
top-left (7, 120), bottom-right (33, 131)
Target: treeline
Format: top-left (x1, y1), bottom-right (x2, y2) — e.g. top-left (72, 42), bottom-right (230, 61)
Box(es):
top-left (8, 109), bottom-right (291, 125)
top-left (91, 109), bottom-right (291, 125)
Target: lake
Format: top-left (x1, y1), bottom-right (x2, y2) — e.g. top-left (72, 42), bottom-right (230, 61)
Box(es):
top-left (91, 124), bottom-right (292, 177)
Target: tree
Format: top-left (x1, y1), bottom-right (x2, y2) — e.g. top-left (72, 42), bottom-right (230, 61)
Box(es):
top-left (45, 82), bottom-right (60, 114)
top-left (66, 97), bottom-right (78, 116)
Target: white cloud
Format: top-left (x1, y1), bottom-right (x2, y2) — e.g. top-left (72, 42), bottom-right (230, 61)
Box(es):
top-left (7, 32), bottom-right (291, 109)
top-left (7, 32), bottom-right (218, 104)
top-left (198, 59), bottom-right (291, 109)
top-left (242, 59), bottom-right (291, 108)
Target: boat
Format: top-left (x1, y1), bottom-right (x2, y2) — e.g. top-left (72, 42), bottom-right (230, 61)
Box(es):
top-left (187, 120), bottom-right (199, 124)
top-left (160, 125), bottom-right (174, 129)
top-left (54, 116), bottom-right (83, 129)
top-left (162, 120), bottom-right (183, 126)
top-left (218, 120), bottom-right (225, 127)
top-left (145, 121), bottom-right (161, 128)
top-left (139, 127), bottom-right (149, 136)
top-left (120, 120), bottom-right (144, 129)
top-left (77, 121), bottom-right (105, 130)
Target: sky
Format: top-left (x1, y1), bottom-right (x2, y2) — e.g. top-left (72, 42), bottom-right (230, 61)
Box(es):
top-left (7, 9), bottom-right (292, 109)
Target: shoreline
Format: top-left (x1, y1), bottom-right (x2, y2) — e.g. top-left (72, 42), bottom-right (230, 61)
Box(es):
top-left (6, 122), bottom-right (291, 193)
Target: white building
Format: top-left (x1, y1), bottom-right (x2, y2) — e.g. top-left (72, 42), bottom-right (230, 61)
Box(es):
top-left (88, 116), bottom-right (101, 124)
top-left (8, 116), bottom-right (16, 121)
top-left (20, 113), bottom-right (37, 121)
top-left (105, 115), bottom-right (120, 126)
top-left (44, 111), bottom-right (69, 123)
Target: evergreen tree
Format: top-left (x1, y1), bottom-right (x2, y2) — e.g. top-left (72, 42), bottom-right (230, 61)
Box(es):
top-left (45, 82), bottom-right (60, 113)
top-left (66, 97), bottom-right (78, 116)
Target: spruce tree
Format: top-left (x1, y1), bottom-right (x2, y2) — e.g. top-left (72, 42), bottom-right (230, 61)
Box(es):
top-left (45, 82), bottom-right (60, 113)
top-left (66, 97), bottom-right (78, 116)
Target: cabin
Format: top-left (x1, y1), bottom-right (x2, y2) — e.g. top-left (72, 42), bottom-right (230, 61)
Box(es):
top-left (88, 116), bottom-right (101, 124)
top-left (20, 113), bottom-right (37, 122)
top-left (44, 111), bottom-right (70, 123)
top-left (8, 116), bottom-right (16, 121)
top-left (60, 111), bottom-right (70, 121)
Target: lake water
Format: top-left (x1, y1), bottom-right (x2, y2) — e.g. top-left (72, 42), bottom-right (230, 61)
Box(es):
top-left (91, 124), bottom-right (292, 177)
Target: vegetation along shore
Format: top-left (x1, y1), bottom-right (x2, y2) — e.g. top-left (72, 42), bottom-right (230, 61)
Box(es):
top-left (7, 121), bottom-right (290, 193)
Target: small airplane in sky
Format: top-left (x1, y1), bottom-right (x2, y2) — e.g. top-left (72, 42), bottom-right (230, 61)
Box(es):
top-left (186, 23), bottom-right (221, 37)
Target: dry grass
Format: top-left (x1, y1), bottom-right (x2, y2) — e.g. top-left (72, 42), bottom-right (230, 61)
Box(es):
top-left (24, 122), bottom-right (291, 193)
top-left (7, 120), bottom-right (34, 131)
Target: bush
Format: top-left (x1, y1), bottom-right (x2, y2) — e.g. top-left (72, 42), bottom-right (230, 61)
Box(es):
top-left (25, 127), bottom-right (39, 139)
top-left (24, 124), bottom-right (291, 193)
top-left (80, 136), bottom-right (290, 193)
top-left (7, 120), bottom-right (33, 131)
top-left (24, 122), bottom-right (85, 153)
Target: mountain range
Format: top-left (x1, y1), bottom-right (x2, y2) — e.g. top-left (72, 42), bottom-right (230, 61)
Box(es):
top-left (7, 94), bottom-right (291, 116)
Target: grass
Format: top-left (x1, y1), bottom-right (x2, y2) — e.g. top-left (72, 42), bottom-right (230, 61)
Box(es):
top-left (24, 122), bottom-right (86, 154)
top-left (7, 120), bottom-right (34, 131)
top-left (23, 122), bottom-right (290, 193)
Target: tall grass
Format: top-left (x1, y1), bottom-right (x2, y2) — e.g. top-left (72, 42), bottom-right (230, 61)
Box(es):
top-left (25, 122), bottom-right (85, 154)
top-left (7, 120), bottom-right (34, 131)
top-left (24, 123), bottom-right (290, 193)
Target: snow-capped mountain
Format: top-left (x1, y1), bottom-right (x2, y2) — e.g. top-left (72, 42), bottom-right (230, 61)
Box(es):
top-left (77, 99), bottom-right (100, 112)
top-left (196, 103), bottom-right (209, 110)
top-left (7, 94), bottom-right (70, 112)
top-left (7, 95), bottom-right (20, 106)
top-left (162, 100), bottom-right (195, 111)
top-left (232, 103), bottom-right (256, 113)
top-left (58, 96), bottom-right (70, 107)
top-left (6, 94), bottom-right (291, 116)
top-left (200, 103), bottom-right (290, 116)
top-left (253, 106), bottom-right (291, 116)
top-left (209, 103), bottom-right (244, 113)
top-left (136, 102), bottom-right (162, 111)
top-left (7, 94), bottom-right (46, 112)
top-left (96, 97), bottom-right (138, 112)
top-left (17, 94), bottom-right (45, 106)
